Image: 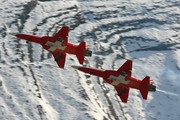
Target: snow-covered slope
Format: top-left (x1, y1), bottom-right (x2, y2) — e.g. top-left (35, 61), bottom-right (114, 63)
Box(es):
top-left (0, 0), bottom-right (180, 120)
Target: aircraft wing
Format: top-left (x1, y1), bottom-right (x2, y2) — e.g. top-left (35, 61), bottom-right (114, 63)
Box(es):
top-left (52, 52), bottom-right (66, 68)
top-left (51, 26), bottom-right (69, 45)
top-left (105, 60), bottom-right (132, 77)
top-left (115, 86), bottom-right (130, 103)
top-left (117, 60), bottom-right (132, 76)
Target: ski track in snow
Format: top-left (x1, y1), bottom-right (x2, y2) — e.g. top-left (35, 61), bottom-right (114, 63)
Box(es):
top-left (0, 0), bottom-right (180, 120)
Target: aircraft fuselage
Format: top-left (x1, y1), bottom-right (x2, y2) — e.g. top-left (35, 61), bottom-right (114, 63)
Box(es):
top-left (15, 34), bottom-right (79, 55)
top-left (72, 66), bottom-right (142, 90)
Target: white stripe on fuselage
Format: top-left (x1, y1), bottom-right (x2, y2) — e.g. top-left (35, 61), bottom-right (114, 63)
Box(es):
top-left (108, 74), bottom-right (130, 86)
top-left (45, 41), bottom-right (67, 52)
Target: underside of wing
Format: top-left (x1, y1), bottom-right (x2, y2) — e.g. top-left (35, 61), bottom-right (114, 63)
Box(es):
top-left (52, 52), bottom-right (66, 68)
top-left (115, 86), bottom-right (130, 103)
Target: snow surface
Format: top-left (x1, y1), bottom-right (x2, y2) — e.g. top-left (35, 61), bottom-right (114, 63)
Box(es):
top-left (0, 0), bottom-right (180, 120)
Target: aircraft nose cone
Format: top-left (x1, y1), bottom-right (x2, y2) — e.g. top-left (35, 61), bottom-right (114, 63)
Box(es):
top-left (71, 66), bottom-right (81, 69)
top-left (9, 33), bottom-right (18, 36)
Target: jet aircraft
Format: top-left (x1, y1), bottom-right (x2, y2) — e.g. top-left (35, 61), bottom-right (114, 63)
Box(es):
top-left (72, 60), bottom-right (156, 103)
top-left (9, 26), bottom-right (92, 68)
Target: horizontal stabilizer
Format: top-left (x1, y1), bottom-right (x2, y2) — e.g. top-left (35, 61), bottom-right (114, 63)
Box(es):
top-left (139, 76), bottom-right (150, 100)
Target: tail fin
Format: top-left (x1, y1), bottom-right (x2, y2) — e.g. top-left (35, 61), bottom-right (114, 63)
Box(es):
top-left (76, 41), bottom-right (86, 64)
top-left (139, 76), bottom-right (150, 100)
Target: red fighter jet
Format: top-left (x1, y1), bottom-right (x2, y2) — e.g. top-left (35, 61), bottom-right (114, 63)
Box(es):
top-left (72, 60), bottom-right (156, 103)
top-left (9, 26), bottom-right (92, 68)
